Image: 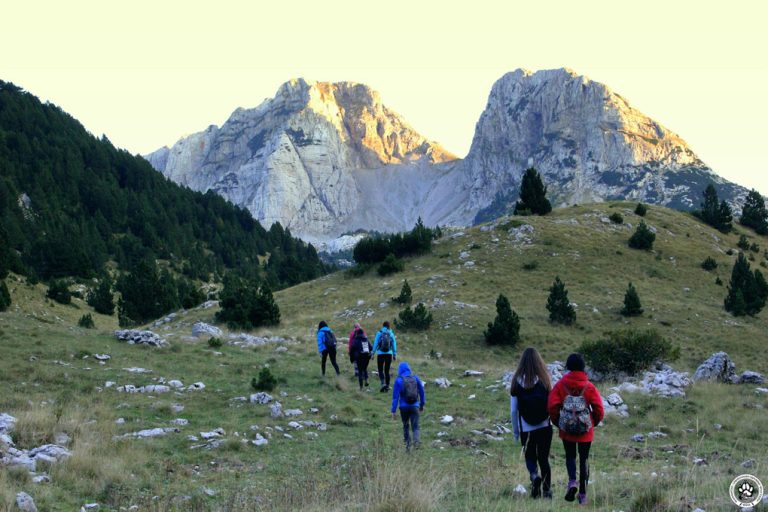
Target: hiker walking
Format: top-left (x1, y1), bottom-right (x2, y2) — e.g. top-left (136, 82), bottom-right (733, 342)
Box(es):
top-left (350, 326), bottom-right (372, 389)
top-left (372, 321), bottom-right (397, 392)
top-left (548, 353), bottom-right (604, 506)
top-left (390, 361), bottom-right (425, 452)
top-left (510, 347), bottom-right (553, 499)
top-left (316, 321), bottom-right (340, 376)
top-left (348, 323), bottom-right (366, 378)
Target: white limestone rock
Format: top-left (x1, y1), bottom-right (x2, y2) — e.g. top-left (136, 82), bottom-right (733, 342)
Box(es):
top-left (192, 322), bottom-right (222, 338)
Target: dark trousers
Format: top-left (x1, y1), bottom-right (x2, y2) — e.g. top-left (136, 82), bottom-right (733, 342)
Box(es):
top-left (356, 353), bottom-right (370, 388)
top-left (321, 348), bottom-right (340, 376)
top-left (400, 407), bottom-right (420, 447)
top-left (377, 354), bottom-right (393, 387)
top-left (520, 426), bottom-right (552, 492)
top-left (563, 440), bottom-right (591, 494)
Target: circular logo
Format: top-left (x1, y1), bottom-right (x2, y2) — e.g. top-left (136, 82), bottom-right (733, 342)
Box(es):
top-left (730, 474), bottom-right (764, 508)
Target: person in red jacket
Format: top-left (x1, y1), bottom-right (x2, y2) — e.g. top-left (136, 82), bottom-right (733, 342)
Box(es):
top-left (547, 353), bottom-right (604, 506)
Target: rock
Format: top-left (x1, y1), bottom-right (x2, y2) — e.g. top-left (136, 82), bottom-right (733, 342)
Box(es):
top-left (31, 475), bottom-right (50, 484)
top-left (756, 387), bottom-right (768, 394)
top-left (123, 367), bottom-right (152, 374)
top-left (507, 225), bottom-right (535, 244)
top-left (114, 330), bottom-right (167, 348)
top-left (192, 322), bottom-right (222, 337)
top-left (168, 380), bottom-right (184, 389)
top-left (202, 487), bottom-right (216, 497)
top-left (739, 371), bottom-right (765, 384)
top-left (602, 393), bottom-right (629, 417)
top-left (270, 402), bottom-right (283, 418)
top-left (742, 459), bottom-right (756, 468)
top-left (284, 409), bottom-right (303, 417)
top-left (116, 385), bottom-right (139, 394)
top-left (141, 385), bottom-right (170, 394)
top-left (171, 403), bottom-right (185, 413)
top-left (93, 354), bottom-right (111, 361)
top-left (105, 381), bottom-right (116, 388)
top-left (200, 428), bottom-right (225, 440)
top-left (80, 504), bottom-right (99, 511)
top-left (0, 413), bottom-right (17, 434)
top-left (115, 418), bottom-right (125, 425)
top-left (171, 419), bottom-right (189, 427)
top-left (693, 352), bottom-right (738, 383)
top-left (468, 394), bottom-right (476, 400)
top-left (459, 251), bottom-right (470, 260)
top-left (440, 415), bottom-right (454, 425)
top-left (631, 434), bottom-right (646, 443)
top-left (513, 484), bottom-right (527, 495)
top-left (287, 421), bottom-right (302, 430)
top-left (53, 432), bottom-right (71, 446)
top-left (463, 261), bottom-right (475, 268)
top-left (275, 346), bottom-right (288, 353)
top-left (15, 492), bottom-right (37, 512)
top-left (187, 382), bottom-right (206, 391)
top-left (646, 431), bottom-right (667, 439)
top-left (252, 434), bottom-right (268, 446)
top-left (118, 428), bottom-right (179, 439)
top-left (309, 407), bottom-right (320, 414)
top-left (250, 392), bottom-right (273, 404)
top-left (433, 378), bottom-right (452, 388)
top-left (463, 370), bottom-right (484, 377)
top-left (28, 444), bottom-right (71, 463)
top-left (547, 361), bottom-right (565, 383)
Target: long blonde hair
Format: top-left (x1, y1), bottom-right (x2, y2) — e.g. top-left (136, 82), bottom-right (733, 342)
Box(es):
top-left (510, 347), bottom-right (551, 394)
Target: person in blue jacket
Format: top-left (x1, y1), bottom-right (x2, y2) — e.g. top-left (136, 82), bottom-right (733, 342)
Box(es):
top-left (316, 321), bottom-right (340, 376)
top-left (390, 361), bottom-right (425, 452)
top-left (372, 321), bottom-right (397, 392)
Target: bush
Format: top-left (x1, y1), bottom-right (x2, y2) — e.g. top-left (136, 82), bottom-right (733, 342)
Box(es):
top-left (737, 235), bottom-right (750, 251)
top-left (353, 218), bottom-right (438, 265)
top-left (750, 242), bottom-right (760, 253)
top-left (609, 212), bottom-right (624, 224)
top-left (77, 314), bottom-right (95, 329)
top-left (46, 279), bottom-right (72, 305)
top-left (395, 302), bottom-right (433, 331)
top-left (392, 280), bottom-right (412, 305)
top-left (251, 368), bottom-right (277, 392)
top-left (484, 294), bottom-right (520, 346)
top-left (628, 221), bottom-right (655, 250)
top-left (345, 263), bottom-right (373, 278)
top-left (701, 256), bottom-right (718, 271)
top-left (634, 203), bottom-right (648, 217)
top-left (521, 261), bottom-right (539, 271)
top-left (377, 254), bottom-right (404, 276)
top-left (216, 274), bottom-right (281, 329)
top-left (579, 329), bottom-right (679, 375)
top-left (546, 276), bottom-right (575, 325)
top-left (715, 276), bottom-right (723, 286)
top-left (87, 274), bottom-right (115, 315)
top-left (620, 282), bottom-right (643, 317)
top-left (0, 280), bottom-right (10, 312)
top-left (208, 337), bottom-right (223, 348)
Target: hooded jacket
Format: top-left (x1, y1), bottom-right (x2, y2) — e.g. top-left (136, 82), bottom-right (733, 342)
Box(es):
top-left (373, 327), bottom-right (397, 356)
top-left (316, 326), bottom-right (334, 354)
top-left (547, 370), bottom-right (604, 443)
top-left (391, 362), bottom-right (425, 413)
top-left (349, 328), bottom-right (371, 362)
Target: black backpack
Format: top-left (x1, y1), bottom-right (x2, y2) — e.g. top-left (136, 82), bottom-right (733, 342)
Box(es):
top-left (515, 381), bottom-right (549, 425)
top-left (403, 376), bottom-right (419, 404)
top-left (378, 330), bottom-right (392, 352)
top-left (353, 331), bottom-right (370, 355)
top-left (323, 329), bottom-right (337, 349)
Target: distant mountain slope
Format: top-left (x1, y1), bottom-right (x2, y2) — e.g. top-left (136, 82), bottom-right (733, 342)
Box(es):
top-left (463, 68), bottom-right (748, 222)
top-left (0, 80), bottom-right (325, 286)
top-left (145, 79), bottom-right (462, 244)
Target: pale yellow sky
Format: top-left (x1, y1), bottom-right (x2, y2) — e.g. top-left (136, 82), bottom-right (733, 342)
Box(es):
top-left (2, 0), bottom-right (767, 193)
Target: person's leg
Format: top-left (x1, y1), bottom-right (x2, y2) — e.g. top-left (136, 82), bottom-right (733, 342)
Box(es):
top-left (384, 355), bottom-right (392, 388)
top-left (399, 408), bottom-right (411, 450)
top-left (329, 347), bottom-right (340, 375)
top-left (377, 356), bottom-right (385, 389)
top-left (356, 356), bottom-right (364, 389)
top-left (411, 409), bottom-right (420, 447)
top-left (577, 442), bottom-right (591, 502)
top-left (360, 355), bottom-right (370, 385)
top-left (353, 359), bottom-right (359, 377)
top-left (562, 439), bottom-right (578, 501)
top-left (321, 350), bottom-right (328, 376)
top-left (537, 427), bottom-right (553, 497)
top-left (524, 430), bottom-right (542, 498)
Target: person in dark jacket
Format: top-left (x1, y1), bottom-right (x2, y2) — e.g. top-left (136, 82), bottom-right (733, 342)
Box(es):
top-left (510, 347), bottom-right (553, 499)
top-left (372, 321), bottom-right (397, 392)
top-left (390, 361), bottom-right (425, 452)
top-left (316, 321), bottom-right (340, 376)
top-left (349, 326), bottom-right (372, 389)
top-left (348, 322), bottom-right (366, 377)
top-left (547, 353), bottom-right (605, 505)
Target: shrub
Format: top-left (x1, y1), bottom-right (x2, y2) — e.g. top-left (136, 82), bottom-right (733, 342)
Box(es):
top-left (620, 282), bottom-right (643, 317)
top-left (0, 280), bottom-right (10, 312)
top-left (345, 263), bottom-right (373, 278)
top-left (395, 302), bottom-right (433, 331)
top-left (579, 329), bottom-right (679, 375)
top-left (216, 274), bottom-right (280, 329)
top-left (251, 368), bottom-right (277, 392)
top-left (628, 221), bottom-right (656, 250)
top-left (484, 294), bottom-right (520, 346)
top-left (750, 242), bottom-right (760, 253)
top-left (353, 218), bottom-right (437, 265)
top-left (546, 276), bottom-right (576, 325)
top-left (726, 248), bottom-right (734, 256)
top-left (470, 243), bottom-right (481, 250)
top-left (634, 203), bottom-right (648, 217)
top-left (522, 261), bottom-right (539, 271)
top-left (609, 212), bottom-right (624, 224)
top-left (392, 280), bottom-right (412, 305)
top-left (46, 279), bottom-right (72, 305)
top-left (737, 235), bottom-right (750, 251)
top-left (715, 276), bottom-right (723, 286)
top-left (87, 274), bottom-right (115, 315)
top-left (77, 314), bottom-right (95, 329)
top-left (701, 257), bottom-right (718, 271)
top-left (377, 254), bottom-right (404, 276)
top-left (208, 337), bottom-right (223, 348)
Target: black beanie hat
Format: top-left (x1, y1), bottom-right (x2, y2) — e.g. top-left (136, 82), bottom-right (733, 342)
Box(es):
top-left (565, 353), bottom-right (585, 372)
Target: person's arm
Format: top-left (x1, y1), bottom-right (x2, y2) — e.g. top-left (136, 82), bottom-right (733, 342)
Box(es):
top-left (348, 332), bottom-right (354, 353)
top-left (391, 331), bottom-right (397, 358)
top-left (372, 332), bottom-right (380, 354)
top-left (317, 330), bottom-right (324, 353)
top-left (547, 383), bottom-right (563, 425)
top-left (588, 384), bottom-right (605, 426)
top-left (418, 377), bottom-right (425, 411)
top-left (390, 378), bottom-right (402, 415)
top-left (510, 395), bottom-right (520, 440)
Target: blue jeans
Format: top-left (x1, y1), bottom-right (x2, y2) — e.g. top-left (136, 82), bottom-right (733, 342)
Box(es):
top-left (399, 408), bottom-right (420, 447)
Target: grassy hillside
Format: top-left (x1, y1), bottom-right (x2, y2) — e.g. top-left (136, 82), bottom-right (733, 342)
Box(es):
top-left (1, 202), bottom-right (767, 511)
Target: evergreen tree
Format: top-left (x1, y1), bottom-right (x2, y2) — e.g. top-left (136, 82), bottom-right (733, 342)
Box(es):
top-left (628, 221), bottom-right (656, 250)
top-left (46, 279), bottom-right (72, 305)
top-left (737, 235), bottom-right (750, 251)
top-left (0, 280), bottom-right (10, 312)
top-left (724, 252), bottom-right (768, 316)
top-left (87, 274), bottom-right (115, 315)
top-left (634, 203), bottom-right (648, 217)
top-left (395, 302), bottom-right (433, 331)
top-left (620, 282), bottom-right (643, 317)
top-left (216, 274), bottom-right (280, 329)
top-left (701, 257), bottom-right (718, 271)
top-left (695, 184), bottom-right (733, 233)
top-left (514, 167), bottom-right (552, 216)
top-left (546, 276), bottom-right (576, 325)
top-left (116, 260), bottom-right (179, 326)
top-left (484, 294), bottom-right (520, 346)
top-left (392, 280), bottom-right (412, 305)
top-left (740, 189), bottom-right (768, 235)
top-left (253, 285), bottom-right (281, 327)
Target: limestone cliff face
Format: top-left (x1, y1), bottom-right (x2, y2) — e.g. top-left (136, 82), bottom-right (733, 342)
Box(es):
top-left (462, 68), bottom-right (747, 219)
top-left (145, 79), bottom-right (459, 242)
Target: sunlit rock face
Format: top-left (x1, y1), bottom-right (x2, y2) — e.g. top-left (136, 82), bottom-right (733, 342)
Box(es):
top-left (462, 68), bottom-right (747, 220)
top-left (145, 79), bottom-right (464, 243)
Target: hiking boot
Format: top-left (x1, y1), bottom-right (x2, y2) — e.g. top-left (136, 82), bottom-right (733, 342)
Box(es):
top-left (577, 493), bottom-right (587, 505)
top-left (564, 480), bottom-right (578, 502)
top-left (531, 475), bottom-right (542, 499)
top-left (380, 385), bottom-right (387, 393)
top-left (542, 490), bottom-right (553, 499)
top-left (364, 380), bottom-right (369, 387)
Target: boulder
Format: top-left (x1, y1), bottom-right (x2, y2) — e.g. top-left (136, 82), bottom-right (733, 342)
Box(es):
top-left (433, 378), bottom-right (452, 389)
top-left (464, 370), bottom-right (484, 377)
top-left (602, 393), bottom-right (629, 417)
top-left (187, 382), bottom-right (206, 391)
top-left (739, 371), bottom-right (765, 385)
top-left (693, 352), bottom-right (738, 383)
top-left (93, 354), bottom-right (111, 362)
top-left (200, 428), bottom-right (225, 440)
top-left (284, 409), bottom-right (303, 417)
top-left (0, 413), bottom-right (17, 434)
top-left (28, 444), bottom-right (71, 462)
top-left (168, 380), bottom-right (184, 389)
top-left (192, 322), bottom-right (222, 338)
top-left (118, 428), bottom-right (179, 439)
top-left (252, 434), bottom-right (268, 446)
top-left (270, 402), bottom-right (283, 418)
top-left (250, 392), bottom-right (273, 404)
top-left (16, 492), bottom-right (37, 512)
top-left (114, 330), bottom-right (167, 347)
top-left (141, 385), bottom-right (170, 394)
top-left (440, 415), bottom-right (454, 425)
top-left (171, 419), bottom-right (189, 427)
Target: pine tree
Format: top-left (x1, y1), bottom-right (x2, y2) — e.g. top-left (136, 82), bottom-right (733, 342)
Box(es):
top-left (740, 189), bottom-right (768, 235)
top-left (392, 280), bottom-right (412, 305)
top-left (514, 167), bottom-right (552, 216)
top-left (87, 274), bottom-right (115, 315)
top-left (484, 294), bottom-right (520, 345)
top-left (737, 235), bottom-right (750, 251)
top-left (696, 184), bottom-right (733, 233)
top-left (634, 203), bottom-right (648, 217)
top-left (253, 285), bottom-right (281, 327)
top-left (395, 302), bottom-right (433, 331)
top-left (46, 279), bottom-right (72, 305)
top-left (628, 221), bottom-right (656, 250)
top-left (0, 280), bottom-right (11, 312)
top-left (547, 276), bottom-right (576, 325)
top-left (621, 282), bottom-right (643, 317)
top-left (724, 252), bottom-right (768, 316)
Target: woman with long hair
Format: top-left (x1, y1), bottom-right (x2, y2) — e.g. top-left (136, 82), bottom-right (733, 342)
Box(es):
top-left (510, 347), bottom-right (553, 499)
